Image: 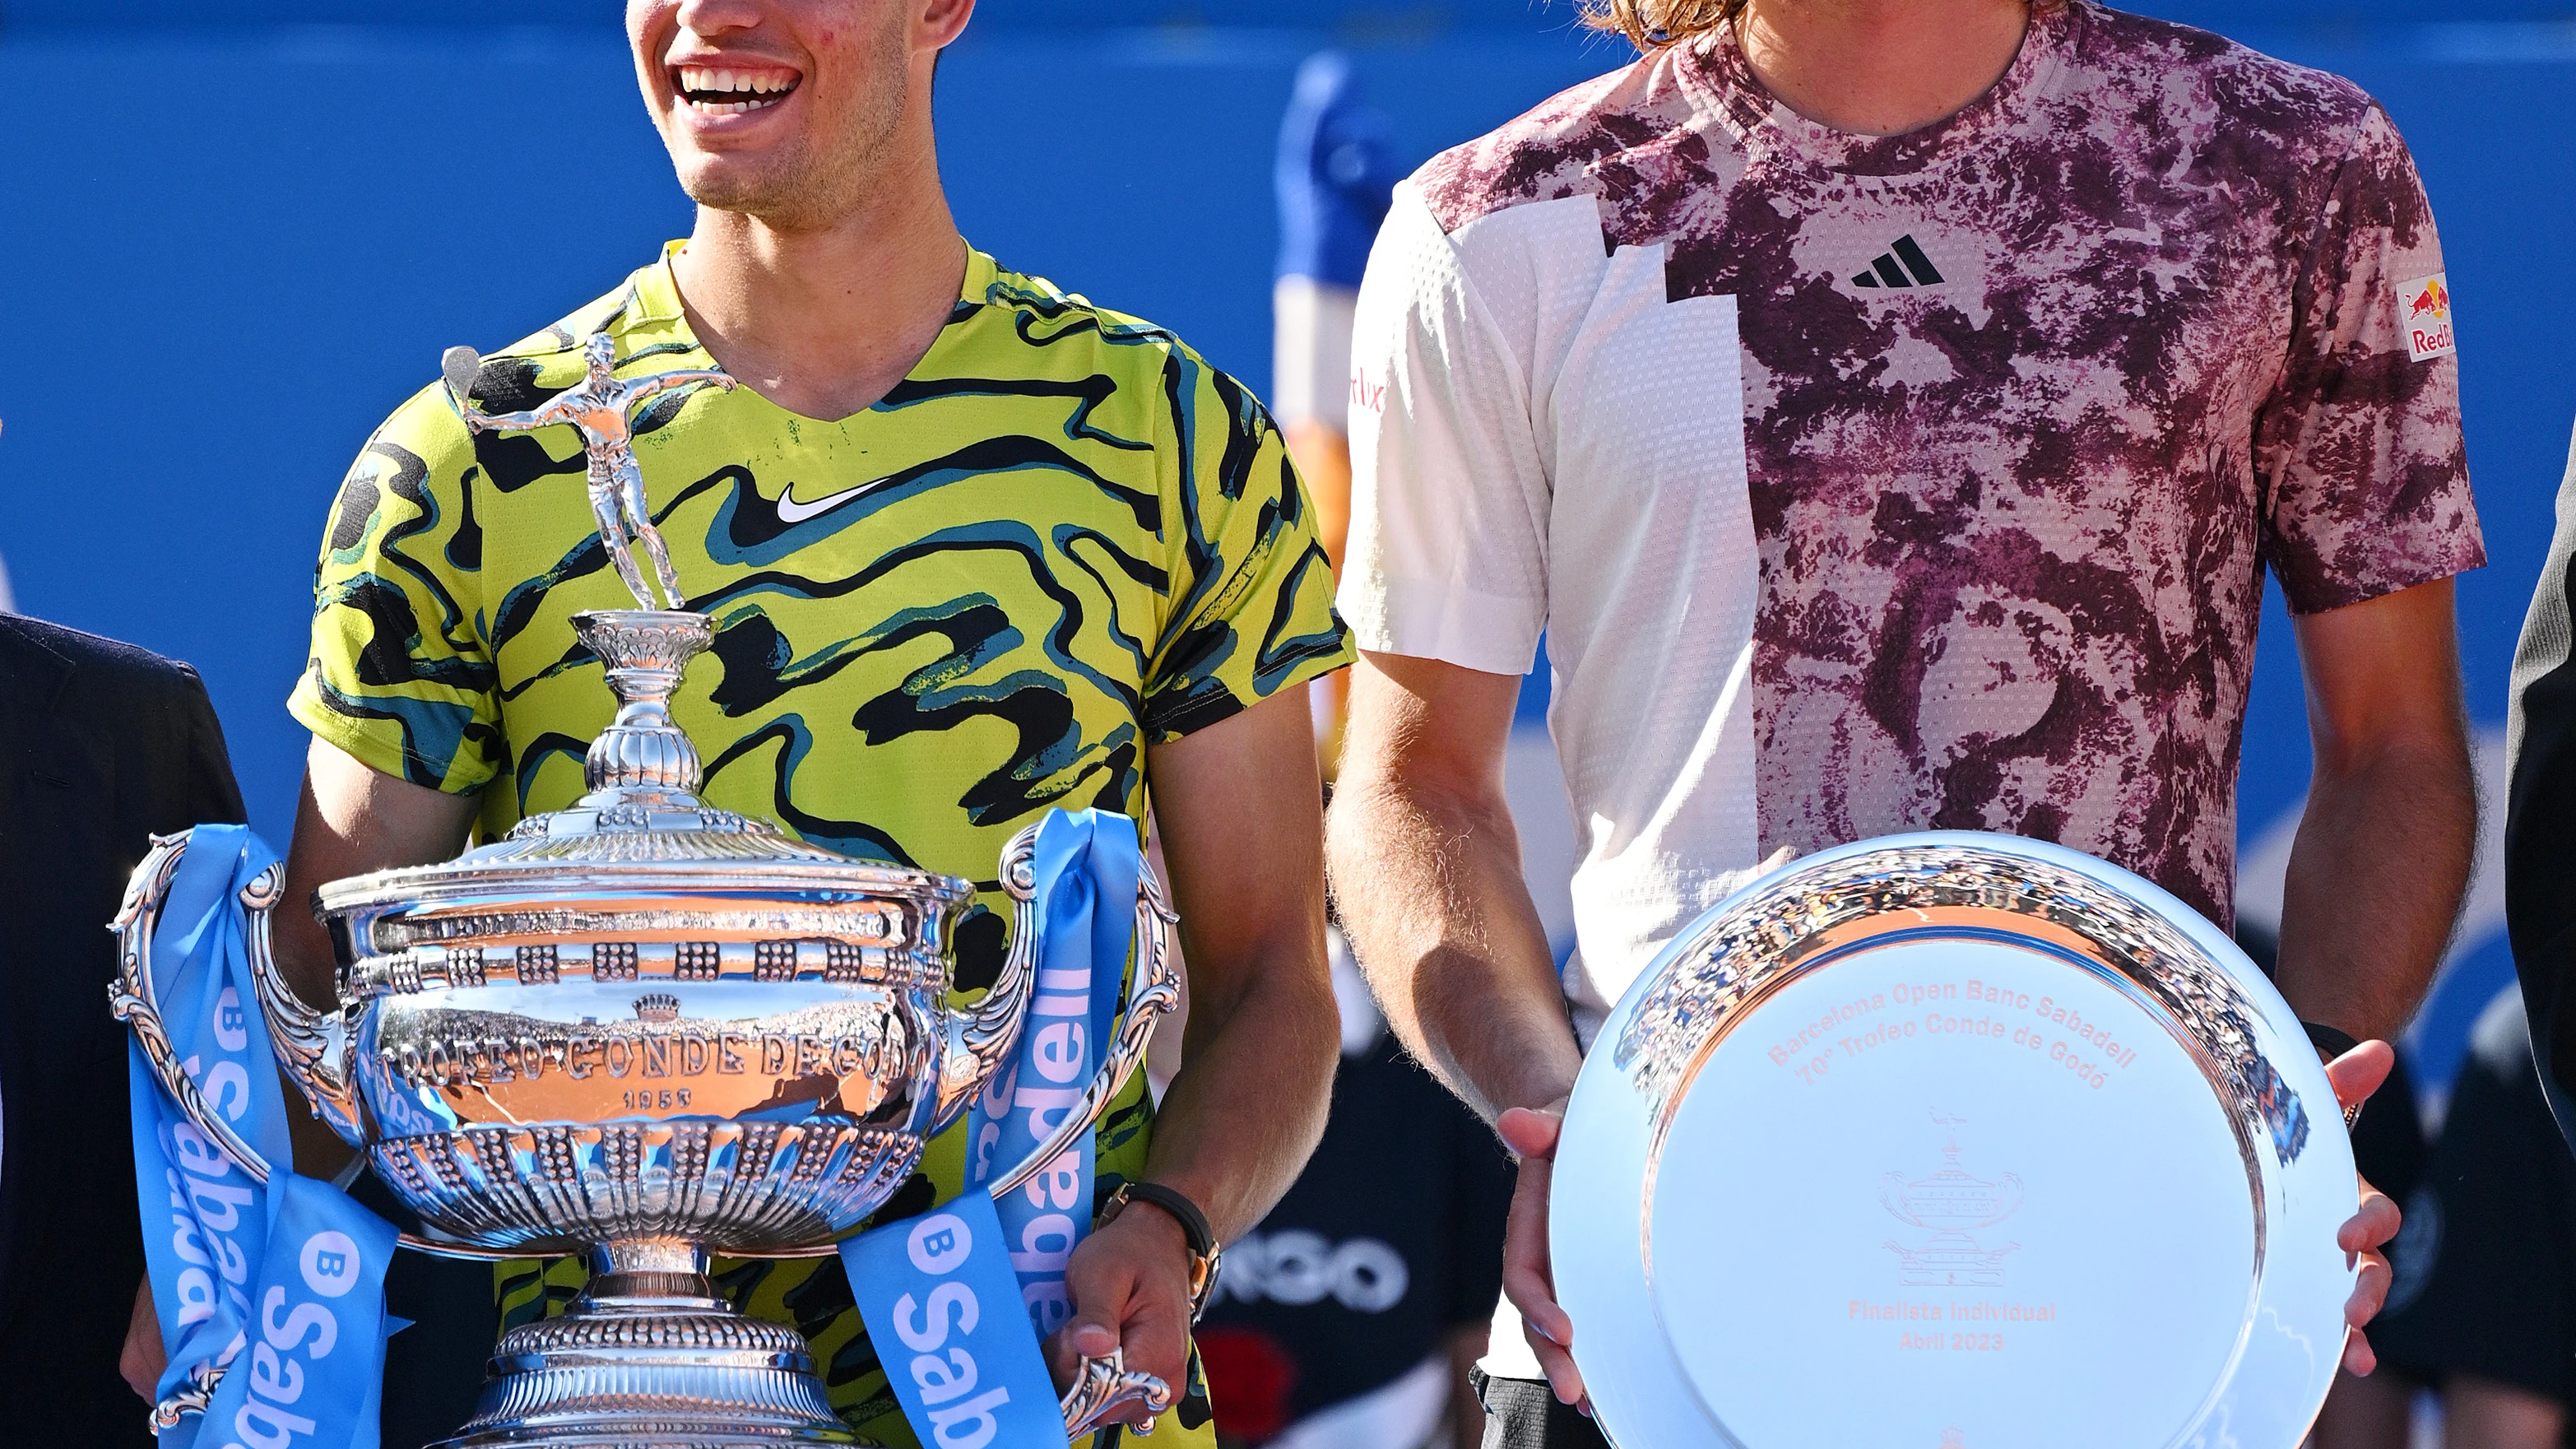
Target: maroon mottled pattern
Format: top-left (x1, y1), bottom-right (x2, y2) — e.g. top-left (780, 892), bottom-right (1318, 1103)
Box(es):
top-left (1413, 1), bottom-right (2480, 925)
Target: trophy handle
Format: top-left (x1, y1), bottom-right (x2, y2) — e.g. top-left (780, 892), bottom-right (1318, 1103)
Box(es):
top-left (945, 821), bottom-right (1186, 1436)
top-left (978, 831), bottom-right (1182, 1201)
top-left (146, 1363), bottom-right (223, 1436)
top-left (1060, 1345), bottom-right (1176, 1439)
top-left (239, 869), bottom-right (368, 1150)
top-left (109, 829), bottom-right (281, 1183)
top-left (931, 821), bottom-right (1045, 1133)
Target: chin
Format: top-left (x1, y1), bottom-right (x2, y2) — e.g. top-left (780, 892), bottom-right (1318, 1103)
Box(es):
top-left (675, 158), bottom-right (802, 218)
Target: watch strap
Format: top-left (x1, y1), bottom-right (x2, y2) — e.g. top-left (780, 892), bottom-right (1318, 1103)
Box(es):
top-left (1107, 1181), bottom-right (1222, 1322)
top-left (2300, 1020), bottom-right (2362, 1066)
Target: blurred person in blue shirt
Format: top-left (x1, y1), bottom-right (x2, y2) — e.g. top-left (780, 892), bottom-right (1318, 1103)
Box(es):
top-left (1269, 52), bottom-right (1403, 778)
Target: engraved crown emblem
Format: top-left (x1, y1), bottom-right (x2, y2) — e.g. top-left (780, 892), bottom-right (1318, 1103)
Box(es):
top-left (1882, 1113), bottom-right (2023, 1287)
top-left (1882, 1113), bottom-right (2024, 1233)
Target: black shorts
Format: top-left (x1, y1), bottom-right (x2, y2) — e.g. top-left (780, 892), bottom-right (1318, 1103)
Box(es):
top-left (1470, 1367), bottom-right (1612, 1449)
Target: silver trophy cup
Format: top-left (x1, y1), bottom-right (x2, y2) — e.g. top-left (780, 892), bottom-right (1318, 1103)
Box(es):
top-left (112, 340), bottom-right (1180, 1447)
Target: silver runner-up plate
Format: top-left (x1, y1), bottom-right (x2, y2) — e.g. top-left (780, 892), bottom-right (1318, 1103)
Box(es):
top-left (1553, 832), bottom-right (2357, 1449)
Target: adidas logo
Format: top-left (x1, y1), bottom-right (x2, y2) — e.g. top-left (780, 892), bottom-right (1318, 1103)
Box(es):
top-left (1851, 235), bottom-right (1945, 290)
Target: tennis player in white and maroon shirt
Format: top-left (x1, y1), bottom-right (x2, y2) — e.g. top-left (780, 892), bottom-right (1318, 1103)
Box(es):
top-left (1325, 0), bottom-right (2479, 1442)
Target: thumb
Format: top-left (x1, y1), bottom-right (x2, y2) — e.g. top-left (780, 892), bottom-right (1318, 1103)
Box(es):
top-left (2324, 1038), bottom-right (2395, 1115)
top-left (1066, 1293), bottom-right (1120, 1359)
top-left (1064, 1250), bottom-right (1130, 1360)
top-left (1497, 1104), bottom-right (1564, 1161)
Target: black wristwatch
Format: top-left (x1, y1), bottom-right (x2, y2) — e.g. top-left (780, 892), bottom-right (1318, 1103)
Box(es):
top-left (1106, 1181), bottom-right (1222, 1322)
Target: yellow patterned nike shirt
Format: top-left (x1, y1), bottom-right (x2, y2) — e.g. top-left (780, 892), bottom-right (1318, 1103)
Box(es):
top-left (289, 243), bottom-right (1353, 1447)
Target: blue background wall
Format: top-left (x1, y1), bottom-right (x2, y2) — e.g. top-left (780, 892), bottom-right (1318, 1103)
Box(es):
top-left (2, 0), bottom-right (2568, 1094)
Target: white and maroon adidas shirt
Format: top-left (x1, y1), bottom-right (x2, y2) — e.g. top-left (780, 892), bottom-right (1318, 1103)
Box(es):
top-left (1342, 1), bottom-right (2481, 1048)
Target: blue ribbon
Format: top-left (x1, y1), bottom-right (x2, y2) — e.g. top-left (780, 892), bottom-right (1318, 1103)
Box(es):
top-left (842, 1188), bottom-right (1070, 1449)
top-left (128, 824), bottom-right (399, 1449)
top-left (846, 808), bottom-right (1141, 1449)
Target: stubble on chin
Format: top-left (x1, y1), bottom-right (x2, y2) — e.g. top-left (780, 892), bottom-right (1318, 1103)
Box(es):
top-left (677, 146), bottom-right (815, 224)
top-left (668, 47), bottom-right (907, 230)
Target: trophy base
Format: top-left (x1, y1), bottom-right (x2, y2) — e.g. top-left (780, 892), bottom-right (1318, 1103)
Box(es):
top-left (439, 1244), bottom-right (856, 1449)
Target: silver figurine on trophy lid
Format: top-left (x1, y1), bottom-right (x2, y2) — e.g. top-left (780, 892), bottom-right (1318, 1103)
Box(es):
top-left (1548, 833), bottom-right (2361, 1449)
top-left (114, 336), bottom-right (1181, 1446)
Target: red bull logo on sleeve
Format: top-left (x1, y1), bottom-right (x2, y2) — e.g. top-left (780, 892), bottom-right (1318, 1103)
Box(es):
top-left (2400, 273), bottom-right (2456, 362)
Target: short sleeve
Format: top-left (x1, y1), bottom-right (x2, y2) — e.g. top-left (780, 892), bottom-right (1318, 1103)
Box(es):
top-left (2254, 103), bottom-right (2484, 615)
top-left (285, 388), bottom-right (504, 792)
top-left (1339, 182), bottom-right (1553, 676)
top-left (1142, 354), bottom-right (1355, 743)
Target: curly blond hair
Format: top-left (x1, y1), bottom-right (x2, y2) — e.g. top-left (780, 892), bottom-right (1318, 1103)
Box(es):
top-left (1584, 0), bottom-right (2064, 49)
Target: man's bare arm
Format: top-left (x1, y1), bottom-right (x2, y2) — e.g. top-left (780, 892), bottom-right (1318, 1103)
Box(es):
top-left (274, 736), bottom-right (481, 1008)
top-left (1052, 689), bottom-right (1341, 1410)
top-left (1328, 650), bottom-right (1592, 1407)
top-left (1328, 651), bottom-right (1575, 1118)
top-left (272, 739), bottom-right (480, 1171)
top-left (2277, 578), bottom-right (2477, 1042)
top-left (1135, 688), bottom-right (1342, 1239)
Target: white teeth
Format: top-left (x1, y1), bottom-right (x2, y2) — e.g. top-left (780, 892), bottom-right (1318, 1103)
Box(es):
top-left (675, 64), bottom-right (792, 108)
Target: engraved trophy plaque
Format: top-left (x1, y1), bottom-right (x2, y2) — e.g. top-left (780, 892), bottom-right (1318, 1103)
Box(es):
top-left (1550, 834), bottom-right (2360, 1449)
top-left (114, 337), bottom-right (1178, 1446)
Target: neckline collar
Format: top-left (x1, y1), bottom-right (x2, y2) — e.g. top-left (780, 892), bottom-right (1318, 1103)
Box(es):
top-left (1681, 0), bottom-right (2078, 179)
top-left (615, 239), bottom-right (995, 426)
top-left (631, 239), bottom-right (996, 328)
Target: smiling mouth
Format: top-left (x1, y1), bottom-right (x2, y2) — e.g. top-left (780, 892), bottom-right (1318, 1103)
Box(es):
top-left (672, 65), bottom-right (801, 115)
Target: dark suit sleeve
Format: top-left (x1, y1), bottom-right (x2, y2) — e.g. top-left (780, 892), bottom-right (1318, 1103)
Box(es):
top-left (2507, 417), bottom-right (2576, 1149)
top-left (174, 663), bottom-right (248, 829)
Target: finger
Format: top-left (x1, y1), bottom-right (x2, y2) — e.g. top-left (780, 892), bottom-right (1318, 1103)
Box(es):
top-left (1502, 1158), bottom-right (1571, 1348)
top-left (2345, 1252), bottom-right (2393, 1328)
top-left (2342, 1326), bottom-right (2379, 1377)
top-left (1497, 1105), bottom-right (1564, 1160)
top-left (1758, 844), bottom-right (1798, 874)
top-left (121, 1279), bottom-right (164, 1400)
top-left (1061, 1246), bottom-right (1138, 1364)
top-left (1087, 1263), bottom-right (1186, 1435)
top-left (1121, 1274), bottom-right (1191, 1400)
top-left (2323, 1040), bottom-right (2395, 1114)
top-left (1503, 1260), bottom-right (1574, 1354)
top-left (2338, 1182), bottom-right (2402, 1255)
top-left (1525, 1317), bottom-right (1590, 1406)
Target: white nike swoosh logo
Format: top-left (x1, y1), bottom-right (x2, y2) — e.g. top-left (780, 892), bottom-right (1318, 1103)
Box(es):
top-left (774, 476), bottom-right (892, 523)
